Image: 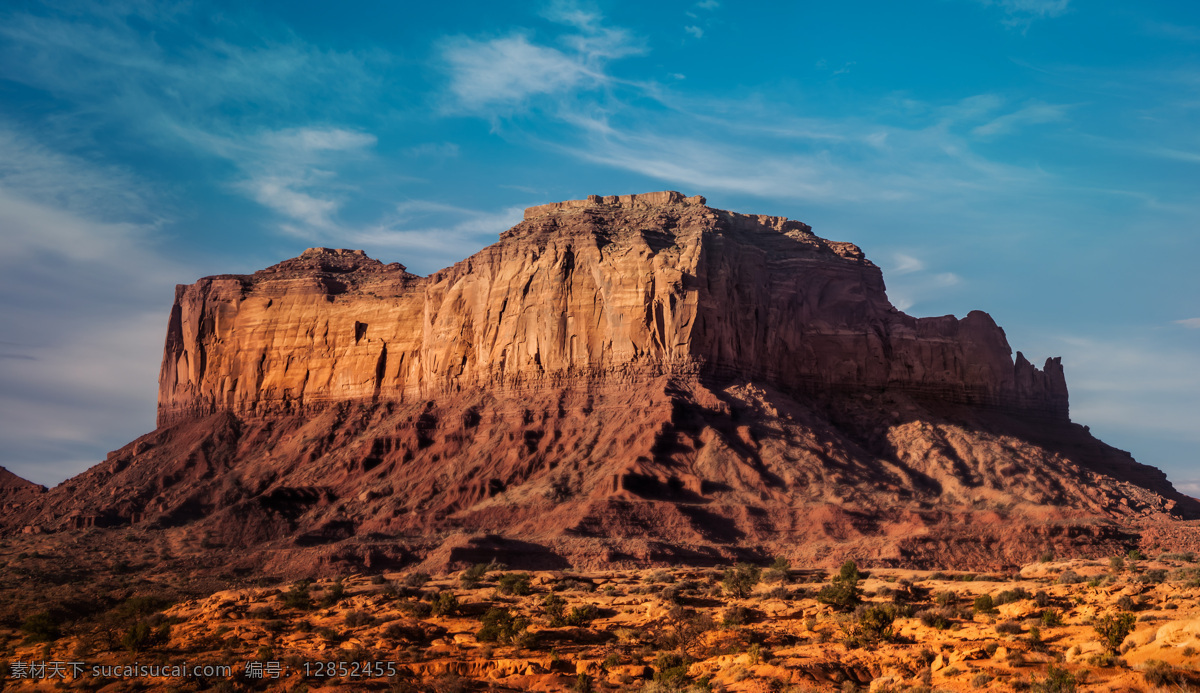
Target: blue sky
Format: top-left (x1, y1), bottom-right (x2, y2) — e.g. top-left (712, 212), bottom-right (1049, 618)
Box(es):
top-left (0, 0), bottom-right (1196, 493)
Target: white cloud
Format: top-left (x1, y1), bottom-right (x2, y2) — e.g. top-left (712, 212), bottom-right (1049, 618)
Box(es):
top-left (1175, 318), bottom-right (1200, 328)
top-left (348, 201), bottom-right (526, 273)
top-left (972, 102), bottom-right (1069, 137)
top-left (891, 253), bottom-right (925, 275)
top-left (685, 26), bottom-right (704, 39)
top-left (878, 253), bottom-right (965, 313)
top-left (0, 125), bottom-right (189, 486)
top-left (972, 0), bottom-right (1070, 25)
top-left (439, 11), bottom-right (642, 113)
top-left (1043, 334), bottom-right (1200, 443)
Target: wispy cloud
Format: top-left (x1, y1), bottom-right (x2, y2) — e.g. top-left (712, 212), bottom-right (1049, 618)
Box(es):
top-left (0, 123), bottom-right (187, 485)
top-left (1047, 333), bottom-right (1200, 441)
top-left (879, 252), bottom-right (964, 312)
top-left (1175, 317), bottom-right (1200, 329)
top-left (971, 102), bottom-right (1070, 137)
top-left (348, 201), bottom-right (526, 273)
top-left (439, 8), bottom-right (642, 113)
top-left (972, 0), bottom-right (1070, 26)
top-left (684, 26), bottom-right (704, 39)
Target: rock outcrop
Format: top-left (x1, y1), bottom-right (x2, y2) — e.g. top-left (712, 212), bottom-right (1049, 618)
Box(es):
top-left (158, 192), bottom-right (1067, 427)
top-left (4, 192), bottom-right (1196, 573)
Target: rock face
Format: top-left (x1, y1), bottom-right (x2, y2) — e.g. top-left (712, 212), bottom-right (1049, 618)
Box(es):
top-left (158, 192), bottom-right (1067, 426)
top-left (4, 192), bottom-right (1197, 573)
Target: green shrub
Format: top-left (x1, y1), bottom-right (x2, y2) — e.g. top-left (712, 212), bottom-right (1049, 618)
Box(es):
top-left (461, 563), bottom-right (489, 588)
top-left (320, 578), bottom-right (346, 606)
top-left (916, 608), bottom-right (952, 630)
top-left (996, 620), bottom-right (1023, 635)
top-left (282, 581), bottom-right (312, 610)
top-left (20, 612), bottom-right (61, 643)
top-left (721, 605), bottom-right (755, 627)
top-left (430, 592), bottom-right (459, 617)
top-left (995, 588), bottom-right (1032, 605)
top-left (721, 563), bottom-right (761, 598)
top-left (542, 592), bottom-right (567, 626)
top-left (841, 604), bottom-right (897, 647)
top-left (476, 607), bottom-right (528, 644)
top-left (400, 601), bottom-right (432, 618)
top-left (652, 652), bottom-right (688, 689)
top-left (565, 604), bottom-right (598, 627)
top-left (1109, 555), bottom-right (1125, 570)
top-left (1034, 664), bottom-right (1076, 693)
top-left (1034, 590), bottom-right (1050, 608)
top-left (404, 572), bottom-right (431, 588)
top-left (974, 594), bottom-right (997, 614)
top-left (497, 573), bottom-right (532, 596)
top-left (1140, 659), bottom-right (1181, 687)
top-left (817, 560), bottom-right (863, 610)
top-left (1041, 609), bottom-right (1064, 627)
top-left (1094, 612), bottom-right (1136, 654)
top-left (122, 621), bottom-right (169, 653)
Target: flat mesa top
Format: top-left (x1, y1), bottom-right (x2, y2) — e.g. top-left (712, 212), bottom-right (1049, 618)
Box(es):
top-left (523, 191), bottom-right (708, 220)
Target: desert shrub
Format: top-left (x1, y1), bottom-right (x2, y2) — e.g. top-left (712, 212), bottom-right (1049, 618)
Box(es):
top-left (430, 592), bottom-right (459, 617)
top-left (1109, 555), bottom-right (1125, 570)
top-left (817, 560), bottom-right (863, 610)
top-left (542, 592), bottom-right (567, 626)
top-left (645, 569), bottom-right (674, 584)
top-left (461, 563), bottom-right (489, 588)
top-left (319, 578), bottom-right (346, 607)
top-left (971, 672), bottom-right (992, 688)
top-left (1056, 570), bottom-right (1084, 585)
top-left (1139, 659), bottom-right (1181, 686)
top-left (995, 588), bottom-right (1032, 605)
top-left (763, 556), bottom-right (791, 584)
top-left (565, 604), bottom-right (598, 627)
top-left (404, 572), bottom-right (431, 588)
top-left (974, 594), bottom-right (997, 614)
top-left (121, 620), bottom-right (169, 653)
top-left (935, 591), bottom-right (957, 607)
top-left (572, 672), bottom-right (594, 693)
top-left (20, 612), bottom-right (61, 643)
top-left (721, 605), bottom-right (756, 627)
top-left (764, 585), bottom-right (790, 600)
top-left (1139, 569), bottom-right (1168, 584)
top-left (282, 581), bottom-right (312, 610)
top-left (1094, 612), bottom-right (1136, 654)
top-left (476, 607), bottom-right (528, 644)
top-left (1039, 551), bottom-right (1055, 563)
top-left (1116, 594), bottom-right (1136, 611)
top-left (400, 601), bottom-right (432, 618)
top-left (1034, 590), bottom-right (1050, 608)
top-left (841, 604), bottom-right (898, 647)
top-left (721, 563), bottom-right (761, 598)
top-left (247, 606), bottom-right (275, 619)
top-left (1041, 609), bottom-right (1064, 627)
top-left (1034, 664), bottom-right (1076, 693)
top-left (996, 620), bottom-right (1023, 635)
top-left (916, 608), bottom-right (952, 630)
top-left (652, 652), bottom-right (689, 689)
top-left (497, 573), bottom-right (532, 596)
top-left (344, 610), bottom-right (373, 627)
top-left (1127, 549), bottom-right (1144, 560)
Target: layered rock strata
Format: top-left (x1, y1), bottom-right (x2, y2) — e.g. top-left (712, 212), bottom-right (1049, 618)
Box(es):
top-left (158, 192), bottom-right (1067, 427)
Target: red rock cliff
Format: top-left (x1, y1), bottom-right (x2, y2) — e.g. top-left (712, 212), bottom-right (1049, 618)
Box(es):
top-left (158, 192), bottom-right (1067, 427)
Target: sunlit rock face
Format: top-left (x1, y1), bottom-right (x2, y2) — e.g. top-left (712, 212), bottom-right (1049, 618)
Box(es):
top-left (158, 191), bottom-right (1067, 426)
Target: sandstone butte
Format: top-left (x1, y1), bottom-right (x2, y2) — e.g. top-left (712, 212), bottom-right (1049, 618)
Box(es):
top-left (2, 191), bottom-right (1198, 575)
